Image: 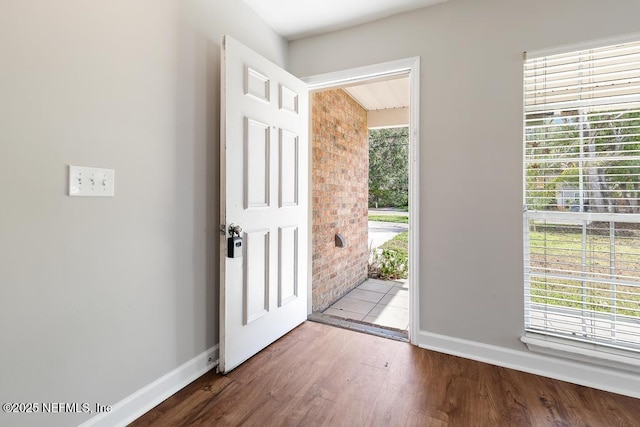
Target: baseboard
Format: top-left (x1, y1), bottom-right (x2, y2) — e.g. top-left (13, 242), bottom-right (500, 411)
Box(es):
top-left (417, 330), bottom-right (640, 399)
top-left (79, 345), bottom-right (219, 427)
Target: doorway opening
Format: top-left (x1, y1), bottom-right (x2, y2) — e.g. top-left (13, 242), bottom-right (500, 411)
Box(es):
top-left (303, 58), bottom-right (420, 343)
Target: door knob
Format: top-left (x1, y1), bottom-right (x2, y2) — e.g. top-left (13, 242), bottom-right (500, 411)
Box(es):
top-left (228, 224), bottom-right (242, 237)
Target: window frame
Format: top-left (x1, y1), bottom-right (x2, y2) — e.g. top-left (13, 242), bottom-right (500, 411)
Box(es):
top-left (522, 35), bottom-right (640, 366)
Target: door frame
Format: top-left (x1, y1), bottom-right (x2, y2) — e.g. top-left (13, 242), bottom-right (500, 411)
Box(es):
top-left (302, 57), bottom-right (420, 344)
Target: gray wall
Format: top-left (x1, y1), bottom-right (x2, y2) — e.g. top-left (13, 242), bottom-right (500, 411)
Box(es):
top-left (290, 0), bottom-right (640, 349)
top-left (2, 0), bottom-right (640, 425)
top-left (0, 1), bottom-right (286, 426)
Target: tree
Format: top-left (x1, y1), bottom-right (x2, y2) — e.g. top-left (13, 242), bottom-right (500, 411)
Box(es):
top-left (368, 127), bottom-right (409, 208)
top-left (525, 109), bottom-right (640, 213)
top-left (581, 111), bottom-right (640, 213)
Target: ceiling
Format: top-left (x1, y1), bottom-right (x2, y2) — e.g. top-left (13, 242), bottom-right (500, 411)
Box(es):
top-left (243, 0), bottom-right (422, 113)
top-left (344, 77), bottom-right (409, 111)
top-left (243, 0), bottom-right (447, 41)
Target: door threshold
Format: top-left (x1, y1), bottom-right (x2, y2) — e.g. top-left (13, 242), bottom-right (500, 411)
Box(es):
top-left (308, 312), bottom-right (408, 342)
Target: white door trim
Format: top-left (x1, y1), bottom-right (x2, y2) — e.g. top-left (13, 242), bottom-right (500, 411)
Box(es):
top-left (302, 57), bottom-right (421, 344)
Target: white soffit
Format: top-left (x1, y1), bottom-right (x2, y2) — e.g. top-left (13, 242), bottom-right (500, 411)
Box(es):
top-left (243, 0), bottom-right (448, 40)
top-left (344, 77), bottom-right (409, 111)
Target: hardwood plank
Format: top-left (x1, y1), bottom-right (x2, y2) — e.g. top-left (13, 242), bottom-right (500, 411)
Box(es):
top-left (131, 322), bottom-right (640, 427)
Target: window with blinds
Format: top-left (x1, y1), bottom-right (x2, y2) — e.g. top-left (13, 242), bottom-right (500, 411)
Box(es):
top-left (523, 39), bottom-right (640, 353)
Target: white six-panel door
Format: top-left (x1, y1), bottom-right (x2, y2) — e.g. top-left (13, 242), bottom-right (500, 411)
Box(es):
top-left (219, 35), bottom-right (309, 373)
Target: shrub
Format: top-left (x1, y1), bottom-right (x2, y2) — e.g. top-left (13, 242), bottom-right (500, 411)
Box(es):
top-left (368, 248), bottom-right (408, 280)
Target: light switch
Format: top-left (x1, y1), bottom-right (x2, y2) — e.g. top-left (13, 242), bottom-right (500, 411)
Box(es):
top-left (69, 165), bottom-right (115, 197)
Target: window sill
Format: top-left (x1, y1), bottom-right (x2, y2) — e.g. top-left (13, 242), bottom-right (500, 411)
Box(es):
top-left (521, 334), bottom-right (640, 375)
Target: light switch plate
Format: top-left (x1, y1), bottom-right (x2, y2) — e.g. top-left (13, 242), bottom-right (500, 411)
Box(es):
top-left (69, 165), bottom-right (115, 197)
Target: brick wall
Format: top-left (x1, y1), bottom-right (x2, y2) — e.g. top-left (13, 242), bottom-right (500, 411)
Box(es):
top-left (312, 89), bottom-right (369, 312)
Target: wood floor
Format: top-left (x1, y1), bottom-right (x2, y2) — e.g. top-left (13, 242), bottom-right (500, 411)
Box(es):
top-left (131, 322), bottom-right (640, 426)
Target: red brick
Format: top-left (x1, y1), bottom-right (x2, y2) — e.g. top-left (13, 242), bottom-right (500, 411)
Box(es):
top-left (311, 89), bottom-right (368, 312)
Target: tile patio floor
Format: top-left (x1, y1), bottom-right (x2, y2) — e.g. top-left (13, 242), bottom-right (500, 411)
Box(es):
top-left (322, 278), bottom-right (409, 330)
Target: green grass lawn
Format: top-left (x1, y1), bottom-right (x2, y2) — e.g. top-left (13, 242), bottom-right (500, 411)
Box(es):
top-left (528, 229), bottom-right (640, 317)
top-left (380, 231), bottom-right (408, 254)
top-left (368, 215), bottom-right (409, 224)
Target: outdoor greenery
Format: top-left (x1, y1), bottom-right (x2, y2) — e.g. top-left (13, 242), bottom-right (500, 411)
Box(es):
top-left (368, 232), bottom-right (408, 280)
top-left (525, 110), bottom-right (640, 212)
top-left (380, 231), bottom-right (408, 253)
top-left (369, 128), bottom-right (409, 208)
top-left (368, 215), bottom-right (409, 224)
top-left (529, 228), bottom-right (640, 317)
top-left (525, 107), bottom-right (640, 320)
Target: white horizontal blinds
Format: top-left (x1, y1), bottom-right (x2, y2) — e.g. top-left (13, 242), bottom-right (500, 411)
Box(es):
top-left (524, 216), bottom-right (640, 350)
top-left (524, 39), bottom-right (640, 352)
top-left (525, 42), bottom-right (640, 112)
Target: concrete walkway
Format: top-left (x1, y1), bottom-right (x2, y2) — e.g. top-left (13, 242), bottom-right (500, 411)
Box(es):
top-left (368, 220), bottom-right (408, 248)
top-left (323, 278), bottom-right (409, 331)
top-left (368, 209), bottom-right (409, 248)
